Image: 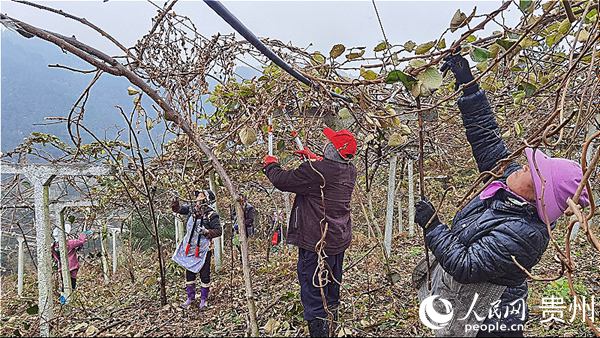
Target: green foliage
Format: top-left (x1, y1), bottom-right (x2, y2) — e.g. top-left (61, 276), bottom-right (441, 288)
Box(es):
top-left (25, 304), bottom-right (38, 315)
top-left (129, 212), bottom-right (176, 251)
top-left (385, 70), bottom-right (416, 88)
top-left (519, 0), bottom-right (533, 12)
top-left (496, 38), bottom-right (517, 51)
top-left (543, 278), bottom-right (588, 301)
top-left (403, 40), bottom-right (416, 52)
top-left (311, 52), bottom-right (326, 65)
top-left (388, 133), bottom-right (407, 147)
top-left (416, 67), bottom-right (443, 92)
top-left (409, 247), bottom-right (423, 257)
top-left (337, 107), bottom-right (352, 120)
top-left (470, 46), bottom-right (491, 62)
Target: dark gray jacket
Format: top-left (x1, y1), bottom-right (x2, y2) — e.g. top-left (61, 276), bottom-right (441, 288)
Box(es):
top-left (264, 158), bottom-right (357, 255)
top-left (174, 204), bottom-right (222, 240)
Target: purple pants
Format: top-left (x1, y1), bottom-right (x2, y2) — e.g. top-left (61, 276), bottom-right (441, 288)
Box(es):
top-left (297, 248), bottom-right (344, 321)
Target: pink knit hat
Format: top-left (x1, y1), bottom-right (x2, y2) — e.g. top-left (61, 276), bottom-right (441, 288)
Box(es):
top-left (525, 148), bottom-right (589, 225)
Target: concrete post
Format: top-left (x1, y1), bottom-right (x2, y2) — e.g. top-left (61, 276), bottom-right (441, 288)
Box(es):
top-left (17, 236), bottom-right (25, 297)
top-left (384, 155), bottom-right (398, 257)
top-left (2, 163), bottom-right (110, 337)
top-left (408, 159), bottom-right (416, 237)
top-left (174, 216), bottom-right (184, 245)
top-left (397, 189), bottom-right (404, 233)
top-left (50, 200), bottom-right (93, 304)
top-left (56, 210), bottom-right (72, 303)
top-left (100, 221), bottom-right (110, 283)
top-left (208, 172), bottom-right (222, 271)
top-left (110, 228), bottom-right (119, 274)
top-left (33, 181), bottom-right (53, 337)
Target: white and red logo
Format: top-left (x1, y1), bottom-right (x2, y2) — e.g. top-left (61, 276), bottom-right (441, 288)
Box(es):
top-left (419, 295), bottom-right (454, 330)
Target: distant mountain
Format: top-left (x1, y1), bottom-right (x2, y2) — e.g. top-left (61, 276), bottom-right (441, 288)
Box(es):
top-left (1, 30), bottom-right (145, 153)
top-left (1, 29), bottom-right (261, 154)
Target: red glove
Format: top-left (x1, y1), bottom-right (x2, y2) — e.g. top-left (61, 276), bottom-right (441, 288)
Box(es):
top-left (294, 149), bottom-right (323, 161)
top-left (263, 155), bottom-right (279, 167)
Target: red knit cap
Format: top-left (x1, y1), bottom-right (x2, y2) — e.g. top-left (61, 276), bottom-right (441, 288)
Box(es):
top-left (323, 128), bottom-right (357, 159)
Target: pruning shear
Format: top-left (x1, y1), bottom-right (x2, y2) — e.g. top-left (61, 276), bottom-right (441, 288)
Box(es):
top-left (267, 116), bottom-right (306, 160)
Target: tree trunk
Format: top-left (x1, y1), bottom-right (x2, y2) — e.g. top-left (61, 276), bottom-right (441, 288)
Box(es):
top-left (209, 171), bottom-right (223, 272)
top-left (5, 17), bottom-right (258, 334)
top-left (151, 214), bottom-right (167, 305)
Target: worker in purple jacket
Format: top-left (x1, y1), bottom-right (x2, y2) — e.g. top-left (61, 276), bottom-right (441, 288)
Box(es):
top-left (263, 128), bottom-right (357, 337)
top-left (51, 230), bottom-right (92, 290)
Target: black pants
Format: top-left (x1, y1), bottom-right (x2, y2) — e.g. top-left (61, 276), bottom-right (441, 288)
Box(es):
top-left (61, 277), bottom-right (77, 292)
top-left (297, 248), bottom-right (344, 321)
top-left (185, 250), bottom-right (212, 285)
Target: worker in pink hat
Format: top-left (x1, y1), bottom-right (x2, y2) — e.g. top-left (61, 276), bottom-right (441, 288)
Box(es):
top-left (412, 52), bottom-right (590, 337)
top-left (263, 128), bottom-right (357, 337)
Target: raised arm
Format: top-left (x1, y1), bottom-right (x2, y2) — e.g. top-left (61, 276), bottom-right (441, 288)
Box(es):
top-left (171, 198), bottom-right (190, 215)
top-left (67, 233), bottom-right (87, 250)
top-left (442, 54), bottom-right (511, 173)
top-left (263, 159), bottom-right (321, 195)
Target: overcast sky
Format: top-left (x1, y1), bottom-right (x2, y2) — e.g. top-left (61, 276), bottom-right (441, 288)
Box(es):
top-left (1, 1), bottom-right (522, 57)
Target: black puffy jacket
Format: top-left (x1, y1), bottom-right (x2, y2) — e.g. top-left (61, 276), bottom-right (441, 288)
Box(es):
top-left (425, 89), bottom-right (550, 330)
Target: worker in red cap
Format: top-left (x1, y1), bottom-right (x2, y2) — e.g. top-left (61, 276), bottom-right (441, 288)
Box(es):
top-left (263, 127), bottom-right (357, 337)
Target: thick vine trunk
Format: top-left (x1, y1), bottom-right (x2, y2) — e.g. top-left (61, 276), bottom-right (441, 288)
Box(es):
top-left (1, 16), bottom-right (260, 335)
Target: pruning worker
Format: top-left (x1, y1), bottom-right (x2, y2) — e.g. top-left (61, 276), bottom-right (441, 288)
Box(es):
top-left (413, 53), bottom-right (589, 337)
top-left (232, 195), bottom-right (257, 237)
top-left (263, 128), bottom-right (357, 337)
top-left (51, 226), bottom-right (93, 291)
top-left (172, 189), bottom-right (222, 310)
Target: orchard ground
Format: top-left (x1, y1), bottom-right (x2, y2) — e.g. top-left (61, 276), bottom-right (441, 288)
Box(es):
top-left (1, 230), bottom-right (597, 337)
